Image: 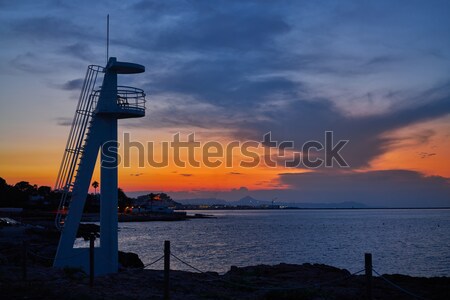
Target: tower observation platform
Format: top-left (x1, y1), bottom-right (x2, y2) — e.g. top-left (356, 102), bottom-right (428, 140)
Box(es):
top-left (93, 85), bottom-right (146, 119)
top-left (94, 58), bottom-right (146, 118)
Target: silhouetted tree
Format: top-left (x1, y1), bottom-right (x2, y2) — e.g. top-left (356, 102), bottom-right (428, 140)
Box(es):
top-left (0, 177), bottom-right (6, 189)
top-left (0, 177), bottom-right (10, 207)
top-left (14, 181), bottom-right (35, 194)
top-left (37, 186), bottom-right (51, 197)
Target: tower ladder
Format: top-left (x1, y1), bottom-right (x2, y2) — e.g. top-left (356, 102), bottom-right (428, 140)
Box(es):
top-left (54, 65), bottom-right (104, 230)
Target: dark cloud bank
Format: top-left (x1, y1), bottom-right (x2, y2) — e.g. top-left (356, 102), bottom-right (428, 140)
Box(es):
top-left (122, 1), bottom-right (450, 206)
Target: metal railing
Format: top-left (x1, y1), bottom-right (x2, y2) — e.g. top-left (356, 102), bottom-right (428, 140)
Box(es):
top-left (117, 86), bottom-right (146, 111)
top-left (92, 85), bottom-right (146, 113)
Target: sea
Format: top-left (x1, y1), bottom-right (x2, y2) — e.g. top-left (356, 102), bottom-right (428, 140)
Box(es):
top-left (83, 209), bottom-right (450, 277)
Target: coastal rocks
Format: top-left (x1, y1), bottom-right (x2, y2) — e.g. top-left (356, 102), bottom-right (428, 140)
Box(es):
top-left (224, 263), bottom-right (359, 299)
top-left (1, 262), bottom-right (449, 299)
top-left (118, 251), bottom-right (144, 269)
top-left (227, 263), bottom-right (351, 278)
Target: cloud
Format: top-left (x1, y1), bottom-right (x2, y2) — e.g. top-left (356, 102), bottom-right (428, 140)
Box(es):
top-left (145, 56), bottom-right (300, 108)
top-left (240, 84), bottom-right (450, 168)
top-left (146, 170), bottom-right (449, 207)
top-left (59, 78), bottom-right (84, 91)
top-left (118, 0), bottom-right (450, 171)
top-left (133, 0), bottom-right (290, 52)
top-left (135, 94), bottom-right (233, 130)
top-left (55, 117), bottom-right (72, 126)
top-left (9, 52), bottom-right (54, 73)
top-left (60, 43), bottom-right (95, 61)
top-left (418, 152), bottom-right (436, 159)
top-left (180, 173), bottom-right (193, 177)
top-left (10, 16), bottom-right (97, 42)
top-left (232, 187), bottom-right (248, 192)
top-left (133, 80), bottom-right (450, 169)
top-left (130, 173), bottom-right (144, 177)
top-left (275, 170), bottom-right (450, 207)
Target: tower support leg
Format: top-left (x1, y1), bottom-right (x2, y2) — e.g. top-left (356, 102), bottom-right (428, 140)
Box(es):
top-left (99, 117), bottom-right (119, 273)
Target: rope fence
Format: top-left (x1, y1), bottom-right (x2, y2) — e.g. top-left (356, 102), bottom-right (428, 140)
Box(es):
top-left (171, 251), bottom-right (365, 291)
top-left (372, 268), bottom-right (428, 300)
top-left (0, 240), bottom-right (433, 300)
top-left (143, 255), bottom-right (165, 269)
top-left (161, 242), bottom-right (431, 300)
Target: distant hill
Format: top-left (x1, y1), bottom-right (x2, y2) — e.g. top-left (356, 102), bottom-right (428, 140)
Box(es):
top-left (231, 196), bottom-right (267, 206)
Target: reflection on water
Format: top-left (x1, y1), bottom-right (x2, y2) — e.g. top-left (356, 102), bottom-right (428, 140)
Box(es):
top-left (80, 209), bottom-right (450, 276)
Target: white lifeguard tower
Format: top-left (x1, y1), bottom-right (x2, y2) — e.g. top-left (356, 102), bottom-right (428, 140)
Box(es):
top-left (53, 57), bottom-right (145, 275)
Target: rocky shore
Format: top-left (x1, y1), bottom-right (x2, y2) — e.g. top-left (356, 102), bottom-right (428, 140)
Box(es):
top-left (1, 222), bottom-right (449, 299)
top-left (1, 261), bottom-right (449, 299)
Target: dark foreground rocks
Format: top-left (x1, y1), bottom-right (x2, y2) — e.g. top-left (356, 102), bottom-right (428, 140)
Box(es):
top-left (118, 251), bottom-right (145, 269)
top-left (1, 262), bottom-right (449, 300)
top-left (1, 225), bottom-right (449, 299)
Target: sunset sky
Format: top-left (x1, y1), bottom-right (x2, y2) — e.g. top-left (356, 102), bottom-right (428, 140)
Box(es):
top-left (0, 0), bottom-right (449, 206)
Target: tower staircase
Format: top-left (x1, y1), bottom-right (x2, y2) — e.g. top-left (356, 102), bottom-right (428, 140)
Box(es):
top-left (54, 65), bottom-right (104, 230)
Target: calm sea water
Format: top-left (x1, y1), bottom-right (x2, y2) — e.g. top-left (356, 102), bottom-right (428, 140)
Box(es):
top-left (102, 209), bottom-right (449, 276)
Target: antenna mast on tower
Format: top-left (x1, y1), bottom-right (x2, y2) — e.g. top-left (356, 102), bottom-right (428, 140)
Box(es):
top-left (106, 14), bottom-right (110, 65)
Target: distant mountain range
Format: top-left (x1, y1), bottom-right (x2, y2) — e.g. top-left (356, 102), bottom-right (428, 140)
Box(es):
top-left (177, 196), bottom-right (368, 209)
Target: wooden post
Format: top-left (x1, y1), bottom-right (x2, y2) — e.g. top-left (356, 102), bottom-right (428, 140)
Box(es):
top-left (365, 253), bottom-right (373, 300)
top-left (22, 241), bottom-right (27, 281)
top-left (89, 233), bottom-right (95, 287)
top-left (164, 240), bottom-right (170, 300)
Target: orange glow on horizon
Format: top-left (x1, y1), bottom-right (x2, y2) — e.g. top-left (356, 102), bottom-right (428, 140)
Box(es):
top-left (118, 165), bottom-right (295, 192)
top-left (1, 116), bottom-right (449, 193)
top-left (369, 114), bottom-right (450, 178)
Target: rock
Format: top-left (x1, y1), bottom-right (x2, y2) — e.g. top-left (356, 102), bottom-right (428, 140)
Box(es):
top-left (230, 265), bottom-right (238, 272)
top-left (1, 261), bottom-right (449, 299)
top-left (118, 251), bottom-right (144, 268)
